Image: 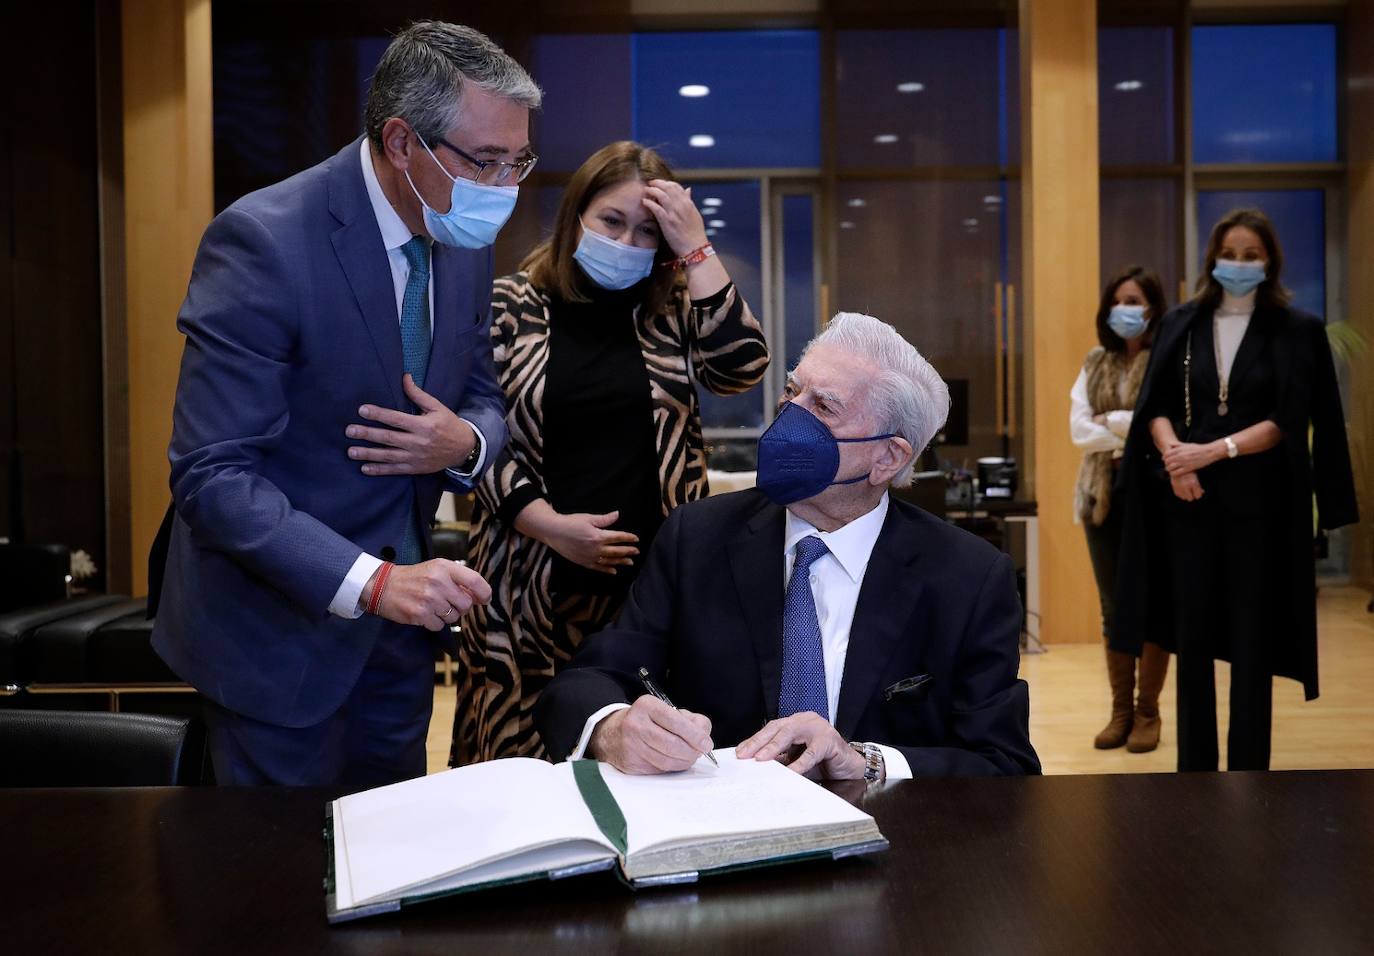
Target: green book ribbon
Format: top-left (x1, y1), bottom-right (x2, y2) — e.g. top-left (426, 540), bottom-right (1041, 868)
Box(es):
top-left (572, 759), bottom-right (628, 856)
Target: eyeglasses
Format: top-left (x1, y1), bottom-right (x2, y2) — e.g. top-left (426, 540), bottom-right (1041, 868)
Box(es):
top-left (434, 137), bottom-right (539, 185)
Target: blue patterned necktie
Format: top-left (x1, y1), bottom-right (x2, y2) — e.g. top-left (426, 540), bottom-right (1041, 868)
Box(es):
top-left (398, 236), bottom-right (431, 564)
top-left (778, 535), bottom-right (830, 720)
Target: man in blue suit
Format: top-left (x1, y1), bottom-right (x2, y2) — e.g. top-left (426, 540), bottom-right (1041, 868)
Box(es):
top-left (153, 23), bottom-right (541, 787)
top-left (536, 313), bottom-right (1040, 781)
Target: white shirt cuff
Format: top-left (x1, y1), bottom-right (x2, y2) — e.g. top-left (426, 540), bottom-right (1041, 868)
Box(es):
top-left (874, 743), bottom-right (912, 781)
top-left (1106, 409), bottom-right (1133, 438)
top-left (329, 552), bottom-right (384, 619)
top-left (566, 702), bottom-right (632, 762)
top-left (445, 421), bottom-right (487, 480)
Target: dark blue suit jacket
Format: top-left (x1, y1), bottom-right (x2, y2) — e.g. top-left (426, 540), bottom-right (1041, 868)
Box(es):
top-left (536, 490), bottom-right (1041, 777)
top-left (152, 138), bottom-right (507, 728)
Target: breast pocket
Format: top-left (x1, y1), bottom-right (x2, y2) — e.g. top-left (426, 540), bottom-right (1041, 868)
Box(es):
top-left (450, 312), bottom-right (488, 356)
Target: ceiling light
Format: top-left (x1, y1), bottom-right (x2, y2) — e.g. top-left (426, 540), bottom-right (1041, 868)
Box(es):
top-left (897, 82), bottom-right (925, 93)
top-left (847, 198), bottom-right (867, 208)
top-left (1114, 80), bottom-right (1144, 92)
top-left (702, 197), bottom-right (723, 207)
top-left (689, 134), bottom-right (715, 148)
top-left (962, 218), bottom-right (979, 227)
top-left (839, 221), bottom-right (856, 230)
top-left (982, 195), bottom-right (1002, 205)
top-left (679, 84), bottom-right (710, 98)
top-left (708, 219), bottom-right (726, 228)
top-left (873, 133), bottom-right (899, 145)
top-left (705, 228), bottom-right (718, 236)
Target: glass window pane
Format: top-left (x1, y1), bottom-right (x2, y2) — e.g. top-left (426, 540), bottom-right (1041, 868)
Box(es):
top-left (1191, 25), bottom-right (1338, 164)
top-left (692, 180), bottom-right (766, 430)
top-left (634, 31), bottom-right (819, 169)
top-left (1100, 177), bottom-right (1181, 306)
top-left (1196, 189), bottom-right (1326, 317)
top-left (835, 180), bottom-right (1019, 459)
top-left (781, 194), bottom-right (817, 373)
top-left (527, 35), bottom-right (633, 173)
top-left (1098, 27), bottom-right (1175, 166)
top-left (836, 30), bottom-right (1005, 169)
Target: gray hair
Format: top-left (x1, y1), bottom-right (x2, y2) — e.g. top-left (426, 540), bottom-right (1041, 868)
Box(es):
top-left (364, 22), bottom-right (542, 151)
top-left (802, 312), bottom-right (950, 488)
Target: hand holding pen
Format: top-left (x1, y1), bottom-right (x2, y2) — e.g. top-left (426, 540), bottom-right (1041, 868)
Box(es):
top-left (639, 668), bottom-right (719, 766)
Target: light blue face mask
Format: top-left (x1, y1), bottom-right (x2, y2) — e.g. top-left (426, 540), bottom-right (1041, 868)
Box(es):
top-left (1212, 259), bottom-right (1267, 297)
top-left (1106, 304), bottom-right (1149, 341)
top-left (404, 135), bottom-right (518, 249)
top-left (573, 224), bottom-right (657, 290)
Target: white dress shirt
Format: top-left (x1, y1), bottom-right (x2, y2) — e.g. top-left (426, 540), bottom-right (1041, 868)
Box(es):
top-left (570, 493), bottom-right (913, 781)
top-left (326, 140), bottom-right (489, 618)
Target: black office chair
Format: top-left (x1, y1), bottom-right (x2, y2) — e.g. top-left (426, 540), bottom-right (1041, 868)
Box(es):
top-left (0, 709), bottom-right (206, 787)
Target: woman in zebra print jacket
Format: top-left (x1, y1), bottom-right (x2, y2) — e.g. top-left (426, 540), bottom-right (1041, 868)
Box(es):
top-left (450, 142), bottom-right (769, 765)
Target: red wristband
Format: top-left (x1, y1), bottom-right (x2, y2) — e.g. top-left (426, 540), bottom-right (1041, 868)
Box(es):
top-left (365, 562), bottom-right (395, 617)
top-left (662, 242), bottom-right (716, 270)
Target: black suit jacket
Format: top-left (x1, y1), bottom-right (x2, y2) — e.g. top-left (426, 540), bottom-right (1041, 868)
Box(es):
top-left (535, 490), bottom-right (1041, 777)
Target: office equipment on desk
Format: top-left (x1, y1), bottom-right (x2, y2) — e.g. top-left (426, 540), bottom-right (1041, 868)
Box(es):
top-left (325, 749), bottom-right (888, 923)
top-left (976, 457), bottom-right (1018, 500)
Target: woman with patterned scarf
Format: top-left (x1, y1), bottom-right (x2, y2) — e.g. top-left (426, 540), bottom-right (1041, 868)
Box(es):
top-left (1070, 266), bottom-right (1171, 753)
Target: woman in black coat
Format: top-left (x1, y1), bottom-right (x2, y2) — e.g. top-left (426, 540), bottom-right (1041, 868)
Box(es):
top-left (1112, 208), bottom-right (1358, 772)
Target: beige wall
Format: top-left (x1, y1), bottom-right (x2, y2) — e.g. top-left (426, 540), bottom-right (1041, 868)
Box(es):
top-left (1020, 0), bottom-right (1101, 644)
top-left (121, 0), bottom-right (214, 595)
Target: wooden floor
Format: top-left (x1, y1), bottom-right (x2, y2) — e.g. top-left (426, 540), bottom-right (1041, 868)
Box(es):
top-left (427, 585), bottom-right (1374, 775)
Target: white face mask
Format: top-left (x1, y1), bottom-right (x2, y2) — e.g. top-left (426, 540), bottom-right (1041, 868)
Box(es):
top-left (573, 223), bottom-right (657, 290)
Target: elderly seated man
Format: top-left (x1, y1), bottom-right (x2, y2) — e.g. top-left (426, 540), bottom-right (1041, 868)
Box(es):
top-left (535, 312), bottom-right (1040, 781)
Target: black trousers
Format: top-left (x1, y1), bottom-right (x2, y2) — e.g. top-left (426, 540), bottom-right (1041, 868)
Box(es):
top-left (1163, 488), bottom-right (1280, 772)
top-left (1083, 497), bottom-right (1125, 640)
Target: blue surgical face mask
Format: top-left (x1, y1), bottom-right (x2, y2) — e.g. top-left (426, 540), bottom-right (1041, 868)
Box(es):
top-left (574, 223), bottom-right (656, 290)
top-left (1107, 304), bottom-right (1149, 341)
top-left (1212, 259), bottom-right (1267, 297)
top-left (756, 402), bottom-right (895, 506)
top-left (404, 135), bottom-right (518, 248)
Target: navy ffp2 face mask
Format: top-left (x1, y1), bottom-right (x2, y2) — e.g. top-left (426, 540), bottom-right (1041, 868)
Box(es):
top-left (755, 402), bottom-right (894, 506)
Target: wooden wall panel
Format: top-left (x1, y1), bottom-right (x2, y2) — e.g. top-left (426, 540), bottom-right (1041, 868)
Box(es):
top-left (1019, 0), bottom-right (1101, 643)
top-left (122, 0), bottom-right (214, 595)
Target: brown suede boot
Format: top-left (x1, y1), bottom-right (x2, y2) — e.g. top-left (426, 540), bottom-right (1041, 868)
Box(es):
top-left (1126, 641), bottom-right (1170, 753)
top-left (1094, 646), bottom-right (1136, 749)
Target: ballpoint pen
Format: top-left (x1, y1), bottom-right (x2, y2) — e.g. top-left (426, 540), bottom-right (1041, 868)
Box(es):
top-left (638, 666), bottom-right (719, 766)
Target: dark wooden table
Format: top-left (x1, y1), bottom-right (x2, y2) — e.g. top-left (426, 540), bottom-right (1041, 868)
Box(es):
top-left (4, 771), bottom-right (1374, 955)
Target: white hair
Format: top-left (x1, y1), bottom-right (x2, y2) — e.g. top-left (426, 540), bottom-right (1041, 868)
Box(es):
top-left (801, 312), bottom-right (950, 488)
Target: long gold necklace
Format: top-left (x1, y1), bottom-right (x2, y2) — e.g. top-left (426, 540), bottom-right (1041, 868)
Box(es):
top-left (1213, 315), bottom-right (1230, 417)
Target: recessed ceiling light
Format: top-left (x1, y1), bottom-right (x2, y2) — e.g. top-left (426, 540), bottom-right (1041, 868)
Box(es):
top-left (897, 82), bottom-right (925, 93)
top-left (839, 221), bottom-right (856, 230)
top-left (689, 134), bottom-right (715, 148)
top-left (702, 197), bottom-right (723, 207)
top-left (708, 219), bottom-right (726, 228)
top-left (982, 195), bottom-right (1002, 205)
top-left (1114, 80), bottom-right (1144, 92)
top-left (962, 218), bottom-right (979, 227)
top-left (679, 84), bottom-right (710, 98)
top-left (705, 228), bottom-right (718, 236)
top-left (873, 133), bottom-right (899, 145)
top-left (847, 198), bottom-right (867, 208)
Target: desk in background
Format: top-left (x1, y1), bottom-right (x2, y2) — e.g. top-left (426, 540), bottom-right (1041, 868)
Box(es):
top-left (5, 771), bottom-right (1373, 954)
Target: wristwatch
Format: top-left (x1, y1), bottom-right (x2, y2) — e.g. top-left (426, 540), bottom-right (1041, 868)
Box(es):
top-left (849, 741), bottom-right (885, 783)
top-left (1223, 436), bottom-right (1239, 459)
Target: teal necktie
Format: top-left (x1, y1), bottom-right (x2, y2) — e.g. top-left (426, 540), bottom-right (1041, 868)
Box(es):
top-left (398, 236), bottom-right (431, 565)
top-left (399, 236), bottom-right (432, 389)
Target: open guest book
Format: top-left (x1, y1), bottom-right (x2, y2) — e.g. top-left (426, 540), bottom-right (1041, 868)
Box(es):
top-left (325, 748), bottom-right (888, 923)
